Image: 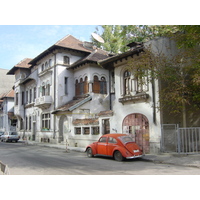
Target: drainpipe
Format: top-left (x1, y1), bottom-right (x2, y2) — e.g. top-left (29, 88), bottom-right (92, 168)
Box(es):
top-left (53, 52), bottom-right (56, 139)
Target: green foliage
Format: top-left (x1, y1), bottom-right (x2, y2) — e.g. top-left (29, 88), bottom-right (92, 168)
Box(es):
top-left (94, 25), bottom-right (200, 113)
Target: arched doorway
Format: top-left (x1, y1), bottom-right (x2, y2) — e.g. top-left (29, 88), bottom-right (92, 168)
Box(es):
top-left (58, 115), bottom-right (69, 143)
top-left (122, 113), bottom-right (150, 153)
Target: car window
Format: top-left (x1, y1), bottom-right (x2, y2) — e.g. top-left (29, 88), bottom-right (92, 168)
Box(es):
top-left (119, 136), bottom-right (134, 144)
top-left (99, 137), bottom-right (107, 143)
top-left (108, 137), bottom-right (117, 144)
top-left (11, 132), bottom-right (17, 135)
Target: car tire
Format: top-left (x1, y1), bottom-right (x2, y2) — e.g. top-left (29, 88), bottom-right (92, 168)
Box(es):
top-left (86, 148), bottom-right (94, 158)
top-left (114, 151), bottom-right (125, 161)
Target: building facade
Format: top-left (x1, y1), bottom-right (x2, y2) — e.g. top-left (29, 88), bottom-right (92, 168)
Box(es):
top-left (7, 35), bottom-right (111, 147)
top-left (7, 35), bottom-right (198, 154)
top-left (0, 90), bottom-right (16, 133)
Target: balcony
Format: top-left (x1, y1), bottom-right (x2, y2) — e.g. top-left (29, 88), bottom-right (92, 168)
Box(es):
top-left (35, 96), bottom-right (52, 109)
top-left (119, 93), bottom-right (149, 104)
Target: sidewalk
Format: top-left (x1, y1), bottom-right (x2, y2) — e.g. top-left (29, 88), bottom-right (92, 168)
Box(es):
top-left (25, 140), bottom-right (200, 168)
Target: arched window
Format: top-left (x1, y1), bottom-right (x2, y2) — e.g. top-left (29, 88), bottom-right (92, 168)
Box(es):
top-left (100, 77), bottom-right (107, 94)
top-left (45, 62), bottom-right (48, 69)
top-left (93, 76), bottom-right (107, 94)
top-left (93, 76), bottom-right (100, 93)
top-left (75, 77), bottom-right (89, 96)
top-left (75, 79), bottom-right (79, 96)
top-left (124, 70), bottom-right (131, 95)
top-left (84, 76), bottom-right (89, 94)
top-left (41, 64), bottom-right (44, 71)
top-left (80, 78), bottom-right (84, 95)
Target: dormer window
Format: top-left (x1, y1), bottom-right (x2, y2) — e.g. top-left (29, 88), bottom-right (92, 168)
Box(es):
top-left (63, 56), bottom-right (70, 65)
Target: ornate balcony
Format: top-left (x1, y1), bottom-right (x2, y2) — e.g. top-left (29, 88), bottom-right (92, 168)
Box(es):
top-left (35, 96), bottom-right (52, 109)
top-left (119, 93), bottom-right (149, 104)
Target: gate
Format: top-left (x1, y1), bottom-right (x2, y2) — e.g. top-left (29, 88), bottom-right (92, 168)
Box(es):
top-left (122, 113), bottom-right (149, 154)
top-left (161, 124), bottom-right (200, 154)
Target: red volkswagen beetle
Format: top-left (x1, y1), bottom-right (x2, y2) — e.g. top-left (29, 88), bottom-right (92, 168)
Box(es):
top-left (86, 134), bottom-right (143, 161)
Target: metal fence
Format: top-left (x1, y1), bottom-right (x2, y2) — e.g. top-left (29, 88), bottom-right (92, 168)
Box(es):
top-left (161, 124), bottom-right (200, 154)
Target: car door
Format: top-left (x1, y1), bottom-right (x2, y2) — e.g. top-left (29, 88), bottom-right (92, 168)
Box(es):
top-left (107, 137), bottom-right (118, 156)
top-left (97, 136), bottom-right (108, 155)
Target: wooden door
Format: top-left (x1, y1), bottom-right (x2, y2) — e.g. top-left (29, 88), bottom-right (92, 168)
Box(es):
top-left (122, 113), bottom-right (150, 153)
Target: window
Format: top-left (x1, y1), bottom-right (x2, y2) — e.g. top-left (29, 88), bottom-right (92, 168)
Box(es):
top-left (65, 77), bottom-right (68, 95)
top-left (93, 76), bottom-right (100, 93)
top-left (100, 77), bottom-right (107, 94)
top-left (20, 118), bottom-right (23, 130)
top-left (75, 77), bottom-right (89, 96)
top-left (75, 127), bottom-right (81, 135)
top-left (108, 137), bottom-right (117, 144)
top-left (22, 91), bottom-right (24, 105)
top-left (64, 56), bottom-right (70, 65)
top-left (80, 78), bottom-right (84, 95)
top-left (93, 76), bottom-right (107, 94)
top-left (34, 87), bottom-right (36, 100)
top-left (83, 127), bottom-right (90, 135)
top-left (84, 77), bottom-right (89, 94)
top-left (29, 89), bottom-right (32, 103)
top-left (42, 113), bottom-right (51, 130)
top-left (102, 119), bottom-right (110, 135)
top-left (49, 59), bottom-right (52, 67)
top-left (92, 127), bottom-right (99, 135)
top-left (45, 62), bottom-right (48, 69)
top-left (124, 70), bottom-right (131, 95)
top-left (41, 64), bottom-right (44, 71)
top-left (26, 91), bottom-right (28, 104)
top-left (29, 116), bottom-right (31, 130)
top-left (15, 93), bottom-right (18, 105)
top-left (99, 137), bottom-right (107, 143)
top-left (42, 84), bottom-right (50, 96)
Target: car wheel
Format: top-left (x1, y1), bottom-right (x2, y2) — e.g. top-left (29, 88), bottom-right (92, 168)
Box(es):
top-left (86, 148), bottom-right (94, 158)
top-left (114, 151), bottom-right (125, 161)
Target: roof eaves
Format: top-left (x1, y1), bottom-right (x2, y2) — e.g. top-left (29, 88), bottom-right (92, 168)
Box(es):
top-left (99, 46), bottom-right (144, 66)
top-left (68, 95), bottom-right (92, 111)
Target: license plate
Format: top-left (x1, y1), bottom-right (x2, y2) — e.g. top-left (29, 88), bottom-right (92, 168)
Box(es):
top-left (134, 150), bottom-right (139, 153)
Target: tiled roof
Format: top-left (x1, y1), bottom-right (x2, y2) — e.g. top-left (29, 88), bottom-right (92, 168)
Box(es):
top-left (97, 110), bottom-right (114, 117)
top-left (29, 35), bottom-right (93, 65)
top-left (70, 48), bottom-right (110, 69)
top-left (55, 35), bottom-right (92, 53)
top-left (7, 58), bottom-right (32, 75)
top-left (52, 95), bottom-right (92, 114)
top-left (0, 89), bottom-right (14, 99)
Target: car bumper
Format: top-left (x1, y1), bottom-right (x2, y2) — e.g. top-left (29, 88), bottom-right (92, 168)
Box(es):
top-left (126, 154), bottom-right (143, 159)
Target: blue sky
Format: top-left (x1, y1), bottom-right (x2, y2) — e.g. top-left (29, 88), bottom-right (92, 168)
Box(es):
top-left (0, 25), bottom-right (99, 70)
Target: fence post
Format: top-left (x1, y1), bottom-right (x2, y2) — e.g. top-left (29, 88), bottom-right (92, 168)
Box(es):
top-left (177, 124), bottom-right (181, 154)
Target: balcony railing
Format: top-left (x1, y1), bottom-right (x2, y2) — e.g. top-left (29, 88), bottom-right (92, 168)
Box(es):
top-left (34, 96), bottom-right (52, 109)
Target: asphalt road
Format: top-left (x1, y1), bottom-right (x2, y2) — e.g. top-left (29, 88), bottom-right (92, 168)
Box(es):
top-left (1, 141), bottom-right (200, 175)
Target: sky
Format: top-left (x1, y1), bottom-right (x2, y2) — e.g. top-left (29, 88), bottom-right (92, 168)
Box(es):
top-left (0, 25), bottom-right (99, 70)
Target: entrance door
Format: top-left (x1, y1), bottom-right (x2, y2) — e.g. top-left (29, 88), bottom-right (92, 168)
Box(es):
top-left (59, 116), bottom-right (69, 143)
top-left (32, 122), bottom-right (36, 141)
top-left (122, 113), bottom-right (149, 153)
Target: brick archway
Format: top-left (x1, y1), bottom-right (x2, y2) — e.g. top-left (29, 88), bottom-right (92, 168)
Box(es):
top-left (122, 113), bottom-right (150, 153)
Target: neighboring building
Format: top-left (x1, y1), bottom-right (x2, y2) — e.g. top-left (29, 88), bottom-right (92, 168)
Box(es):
top-left (0, 68), bottom-right (15, 96)
top-left (0, 90), bottom-right (17, 133)
top-left (7, 35), bottom-right (110, 147)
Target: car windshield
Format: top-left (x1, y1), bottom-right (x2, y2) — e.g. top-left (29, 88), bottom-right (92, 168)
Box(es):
top-left (119, 136), bottom-right (134, 144)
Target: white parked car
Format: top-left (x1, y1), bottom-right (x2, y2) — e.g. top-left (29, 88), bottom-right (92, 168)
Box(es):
top-left (1, 132), bottom-right (20, 142)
